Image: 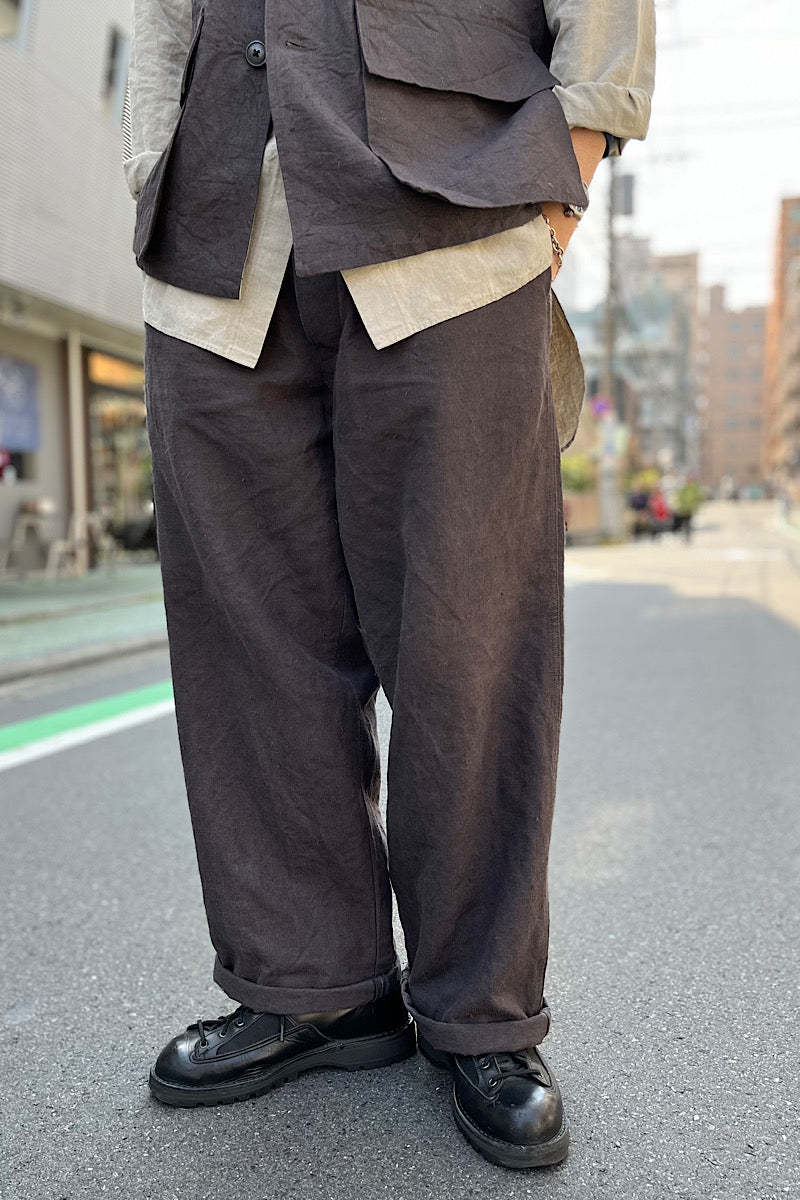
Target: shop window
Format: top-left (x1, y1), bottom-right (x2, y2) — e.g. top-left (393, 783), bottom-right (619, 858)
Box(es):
top-left (0, 355), bottom-right (40, 478)
top-left (103, 25), bottom-right (130, 122)
top-left (0, 0), bottom-right (27, 41)
top-left (86, 351), bottom-right (150, 532)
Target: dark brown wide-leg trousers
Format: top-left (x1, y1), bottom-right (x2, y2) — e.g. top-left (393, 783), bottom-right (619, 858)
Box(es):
top-left (143, 255), bottom-right (564, 1055)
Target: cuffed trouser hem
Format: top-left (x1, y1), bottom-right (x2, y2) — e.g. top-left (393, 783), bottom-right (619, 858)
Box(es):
top-left (402, 975), bottom-right (551, 1056)
top-left (213, 957), bottom-right (403, 1014)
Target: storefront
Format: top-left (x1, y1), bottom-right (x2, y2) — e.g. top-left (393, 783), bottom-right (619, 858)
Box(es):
top-left (0, 324), bottom-right (68, 568)
top-left (86, 350), bottom-right (150, 533)
top-left (0, 352), bottom-right (40, 483)
top-left (0, 295), bottom-right (149, 573)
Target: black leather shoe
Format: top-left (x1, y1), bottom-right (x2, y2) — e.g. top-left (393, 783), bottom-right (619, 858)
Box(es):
top-left (149, 991), bottom-right (415, 1107)
top-left (418, 1034), bottom-right (569, 1169)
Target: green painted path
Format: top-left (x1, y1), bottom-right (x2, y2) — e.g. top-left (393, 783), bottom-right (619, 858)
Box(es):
top-left (0, 680), bottom-right (174, 754)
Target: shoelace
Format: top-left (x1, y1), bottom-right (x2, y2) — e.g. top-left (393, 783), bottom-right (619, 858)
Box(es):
top-left (195, 1007), bottom-right (287, 1048)
top-left (476, 1051), bottom-right (549, 1089)
top-left (196, 1006), bottom-right (250, 1048)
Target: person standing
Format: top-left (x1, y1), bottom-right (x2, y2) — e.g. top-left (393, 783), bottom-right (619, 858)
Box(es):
top-left (649, 487), bottom-right (671, 539)
top-left (125, 0), bottom-right (655, 1169)
top-left (673, 478), bottom-right (704, 542)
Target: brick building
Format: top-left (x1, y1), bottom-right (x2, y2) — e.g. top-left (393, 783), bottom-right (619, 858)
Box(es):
top-left (697, 286), bottom-right (765, 491)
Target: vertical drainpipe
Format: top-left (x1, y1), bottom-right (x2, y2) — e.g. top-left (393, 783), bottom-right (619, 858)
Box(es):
top-left (66, 328), bottom-right (90, 574)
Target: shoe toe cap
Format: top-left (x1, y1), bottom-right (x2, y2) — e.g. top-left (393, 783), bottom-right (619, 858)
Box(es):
top-left (152, 1029), bottom-right (200, 1086)
top-left (456, 1075), bottom-right (565, 1148)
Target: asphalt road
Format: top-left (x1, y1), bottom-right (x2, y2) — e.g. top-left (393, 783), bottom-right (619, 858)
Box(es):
top-left (1, 502), bottom-right (798, 1200)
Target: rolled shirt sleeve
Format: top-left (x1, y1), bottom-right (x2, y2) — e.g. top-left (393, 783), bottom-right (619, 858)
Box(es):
top-left (543, 0), bottom-right (656, 151)
top-left (123, 0), bottom-right (192, 199)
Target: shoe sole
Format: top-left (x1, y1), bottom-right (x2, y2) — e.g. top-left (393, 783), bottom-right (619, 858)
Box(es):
top-left (149, 1020), bottom-right (417, 1108)
top-left (418, 1034), bottom-right (570, 1169)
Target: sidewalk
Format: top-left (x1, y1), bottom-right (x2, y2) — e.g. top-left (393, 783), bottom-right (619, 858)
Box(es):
top-left (566, 499), bottom-right (800, 635)
top-left (775, 510), bottom-right (800, 542)
top-left (0, 562), bottom-right (167, 684)
top-left (3, 501), bottom-right (792, 686)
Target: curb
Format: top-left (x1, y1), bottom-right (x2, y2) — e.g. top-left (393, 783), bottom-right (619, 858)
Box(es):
top-left (0, 633), bottom-right (169, 686)
top-left (0, 592), bottom-right (165, 627)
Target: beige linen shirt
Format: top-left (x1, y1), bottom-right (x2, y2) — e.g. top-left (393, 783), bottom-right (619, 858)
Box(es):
top-left (124, 0), bottom-right (655, 443)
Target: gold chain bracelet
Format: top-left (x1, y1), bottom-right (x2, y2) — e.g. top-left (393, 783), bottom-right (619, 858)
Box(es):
top-left (542, 214), bottom-right (565, 269)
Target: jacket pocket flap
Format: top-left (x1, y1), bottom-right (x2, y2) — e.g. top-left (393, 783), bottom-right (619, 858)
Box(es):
top-left (355, 0), bottom-right (557, 102)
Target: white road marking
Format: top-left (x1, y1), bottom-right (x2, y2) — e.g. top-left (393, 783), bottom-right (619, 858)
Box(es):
top-left (0, 698), bottom-right (175, 774)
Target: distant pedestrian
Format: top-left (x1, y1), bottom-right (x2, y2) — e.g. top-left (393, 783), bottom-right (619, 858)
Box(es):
top-left (649, 489), bottom-right (671, 539)
top-left (629, 487), bottom-right (651, 540)
top-left (673, 479), bottom-right (703, 542)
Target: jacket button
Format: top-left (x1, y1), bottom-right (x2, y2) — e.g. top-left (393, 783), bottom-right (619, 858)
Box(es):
top-left (245, 40), bottom-right (266, 67)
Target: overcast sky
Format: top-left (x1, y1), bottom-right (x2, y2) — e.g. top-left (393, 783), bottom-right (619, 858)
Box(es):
top-left (563, 0), bottom-right (800, 313)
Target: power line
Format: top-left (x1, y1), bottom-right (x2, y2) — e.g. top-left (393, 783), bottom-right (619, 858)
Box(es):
top-left (654, 99), bottom-right (800, 116)
top-left (660, 31), bottom-right (800, 49)
top-left (652, 116), bottom-right (800, 134)
top-left (658, 0), bottom-right (784, 29)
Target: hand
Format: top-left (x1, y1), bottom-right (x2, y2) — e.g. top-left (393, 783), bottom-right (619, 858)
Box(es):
top-left (543, 127), bottom-right (607, 278)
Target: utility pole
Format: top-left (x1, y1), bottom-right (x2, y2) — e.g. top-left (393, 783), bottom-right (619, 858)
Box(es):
top-left (598, 158), bottom-right (623, 539)
top-left (602, 157), bottom-right (618, 420)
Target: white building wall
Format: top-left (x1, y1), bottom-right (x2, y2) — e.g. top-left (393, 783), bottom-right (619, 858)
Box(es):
top-left (0, 0), bottom-right (143, 332)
